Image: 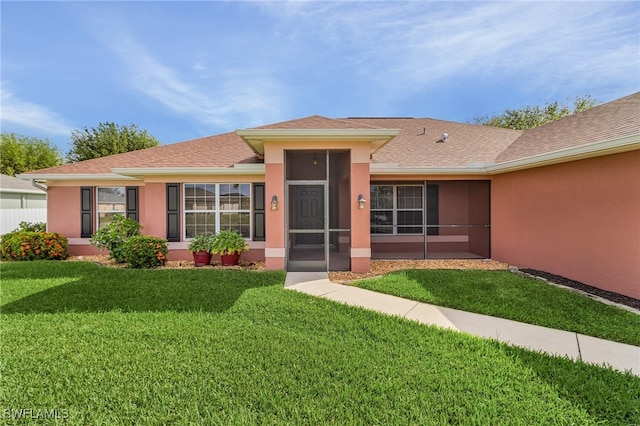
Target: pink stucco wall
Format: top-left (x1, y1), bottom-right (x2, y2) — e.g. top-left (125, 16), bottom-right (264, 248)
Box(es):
top-left (492, 151), bottom-right (640, 299)
top-left (142, 183), bottom-right (166, 238)
top-left (48, 186), bottom-right (81, 238)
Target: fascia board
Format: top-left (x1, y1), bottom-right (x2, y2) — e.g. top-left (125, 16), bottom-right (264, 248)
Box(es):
top-left (0, 188), bottom-right (46, 195)
top-left (487, 134), bottom-right (640, 174)
top-left (370, 166), bottom-right (488, 175)
top-left (111, 165), bottom-right (266, 177)
top-left (17, 173), bottom-right (140, 181)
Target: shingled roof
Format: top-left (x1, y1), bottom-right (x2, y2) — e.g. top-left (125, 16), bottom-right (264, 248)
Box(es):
top-left (346, 117), bottom-right (522, 167)
top-left (21, 92), bottom-right (639, 177)
top-left (27, 132), bottom-right (257, 175)
top-left (496, 92), bottom-right (640, 163)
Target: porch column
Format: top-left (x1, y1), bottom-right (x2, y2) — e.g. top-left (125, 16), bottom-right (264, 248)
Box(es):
top-left (264, 155), bottom-right (285, 270)
top-left (350, 152), bottom-right (371, 273)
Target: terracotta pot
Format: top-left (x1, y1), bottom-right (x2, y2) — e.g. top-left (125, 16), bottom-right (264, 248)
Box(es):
top-left (192, 251), bottom-right (212, 267)
top-left (220, 251), bottom-right (240, 266)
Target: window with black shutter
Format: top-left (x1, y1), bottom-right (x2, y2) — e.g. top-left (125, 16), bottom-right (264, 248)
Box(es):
top-left (80, 187), bottom-right (93, 238)
top-left (253, 183), bottom-right (265, 241)
top-left (125, 187), bottom-right (139, 222)
top-left (166, 183), bottom-right (180, 242)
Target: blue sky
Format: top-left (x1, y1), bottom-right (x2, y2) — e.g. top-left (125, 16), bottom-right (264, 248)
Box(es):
top-left (2, 1), bottom-right (639, 154)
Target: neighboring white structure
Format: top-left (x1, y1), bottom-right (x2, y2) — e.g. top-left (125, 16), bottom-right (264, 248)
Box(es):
top-left (0, 174), bottom-right (47, 234)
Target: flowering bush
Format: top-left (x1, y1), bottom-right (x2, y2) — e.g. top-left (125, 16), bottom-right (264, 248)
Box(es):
top-left (121, 235), bottom-right (168, 269)
top-left (0, 231), bottom-right (68, 261)
top-left (89, 214), bottom-right (141, 263)
top-left (14, 221), bottom-right (47, 233)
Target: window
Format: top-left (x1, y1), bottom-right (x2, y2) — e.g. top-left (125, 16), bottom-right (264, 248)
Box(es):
top-left (97, 187), bottom-right (126, 228)
top-left (184, 183), bottom-right (251, 239)
top-left (370, 185), bottom-right (423, 234)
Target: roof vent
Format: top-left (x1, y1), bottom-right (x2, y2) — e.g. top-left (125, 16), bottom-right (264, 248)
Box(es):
top-left (437, 133), bottom-right (448, 143)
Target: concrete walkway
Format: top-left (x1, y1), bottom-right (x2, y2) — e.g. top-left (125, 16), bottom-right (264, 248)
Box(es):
top-left (284, 272), bottom-right (640, 377)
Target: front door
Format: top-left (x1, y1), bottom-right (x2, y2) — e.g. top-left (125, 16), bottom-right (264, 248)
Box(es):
top-left (287, 184), bottom-right (326, 271)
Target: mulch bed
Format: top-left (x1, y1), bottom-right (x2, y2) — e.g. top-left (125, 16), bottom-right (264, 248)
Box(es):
top-left (520, 268), bottom-right (640, 310)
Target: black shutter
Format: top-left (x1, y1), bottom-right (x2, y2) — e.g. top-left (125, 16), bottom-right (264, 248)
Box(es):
top-left (166, 183), bottom-right (180, 242)
top-left (253, 183), bottom-right (265, 241)
top-left (125, 187), bottom-right (139, 222)
top-left (80, 187), bottom-right (93, 238)
top-left (426, 184), bottom-right (439, 236)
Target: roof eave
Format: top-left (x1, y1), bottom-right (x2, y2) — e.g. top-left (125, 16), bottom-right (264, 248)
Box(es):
top-left (236, 128), bottom-right (400, 155)
top-left (16, 173), bottom-right (141, 182)
top-left (488, 133), bottom-right (640, 174)
top-left (111, 164), bottom-right (266, 177)
top-left (0, 188), bottom-right (47, 195)
top-left (370, 164), bottom-right (488, 175)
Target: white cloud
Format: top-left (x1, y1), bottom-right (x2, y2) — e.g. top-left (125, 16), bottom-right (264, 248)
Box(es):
top-left (0, 87), bottom-right (73, 136)
top-left (263, 1), bottom-right (639, 98)
top-left (85, 14), bottom-right (288, 131)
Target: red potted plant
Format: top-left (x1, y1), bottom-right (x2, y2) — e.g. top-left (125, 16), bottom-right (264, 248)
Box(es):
top-left (187, 234), bottom-right (214, 267)
top-left (210, 230), bottom-right (249, 266)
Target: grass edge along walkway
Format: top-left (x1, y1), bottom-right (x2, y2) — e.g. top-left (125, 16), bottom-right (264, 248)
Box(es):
top-left (349, 268), bottom-right (640, 347)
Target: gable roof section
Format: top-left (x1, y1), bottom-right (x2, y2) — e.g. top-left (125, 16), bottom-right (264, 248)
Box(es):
top-left (255, 115), bottom-right (380, 130)
top-left (238, 115), bottom-right (400, 156)
top-left (21, 132), bottom-right (257, 179)
top-left (495, 92), bottom-right (640, 164)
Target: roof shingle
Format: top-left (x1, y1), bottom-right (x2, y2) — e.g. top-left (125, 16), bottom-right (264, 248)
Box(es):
top-left (495, 92), bottom-right (640, 163)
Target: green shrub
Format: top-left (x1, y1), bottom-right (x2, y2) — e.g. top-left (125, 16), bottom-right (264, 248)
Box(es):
top-left (14, 221), bottom-right (46, 232)
top-left (121, 235), bottom-right (168, 269)
top-left (187, 234), bottom-right (215, 253)
top-left (210, 230), bottom-right (249, 255)
top-left (89, 214), bottom-right (141, 263)
top-left (0, 231), bottom-right (68, 260)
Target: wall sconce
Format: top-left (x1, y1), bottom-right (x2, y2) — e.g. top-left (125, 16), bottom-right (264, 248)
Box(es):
top-left (271, 195), bottom-right (278, 211)
top-left (312, 153), bottom-right (318, 166)
top-left (357, 194), bottom-right (367, 210)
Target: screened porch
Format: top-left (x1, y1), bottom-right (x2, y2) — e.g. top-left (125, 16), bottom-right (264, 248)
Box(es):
top-left (370, 180), bottom-right (491, 259)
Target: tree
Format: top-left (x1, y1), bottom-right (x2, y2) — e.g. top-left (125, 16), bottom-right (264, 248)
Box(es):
top-left (472, 95), bottom-right (599, 130)
top-left (66, 122), bottom-right (160, 163)
top-left (0, 133), bottom-right (63, 176)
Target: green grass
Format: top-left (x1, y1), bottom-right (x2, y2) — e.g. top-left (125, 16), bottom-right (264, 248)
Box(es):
top-left (1, 262), bottom-right (639, 425)
top-left (351, 269), bottom-right (640, 346)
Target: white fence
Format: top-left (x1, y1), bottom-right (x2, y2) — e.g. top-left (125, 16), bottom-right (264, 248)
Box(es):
top-left (0, 208), bottom-right (47, 235)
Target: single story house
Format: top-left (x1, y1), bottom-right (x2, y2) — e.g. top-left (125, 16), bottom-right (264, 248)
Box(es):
top-left (20, 92), bottom-right (640, 299)
top-left (0, 173), bottom-right (47, 234)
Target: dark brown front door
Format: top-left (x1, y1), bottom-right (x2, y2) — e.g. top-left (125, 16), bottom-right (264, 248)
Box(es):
top-left (287, 184), bottom-right (326, 271)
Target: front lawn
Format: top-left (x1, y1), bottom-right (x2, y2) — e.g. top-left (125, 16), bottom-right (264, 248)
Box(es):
top-left (1, 262), bottom-right (639, 424)
top-left (351, 269), bottom-right (640, 346)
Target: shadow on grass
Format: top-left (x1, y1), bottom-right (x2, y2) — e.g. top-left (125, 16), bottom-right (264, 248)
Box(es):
top-left (501, 345), bottom-right (640, 424)
top-left (0, 261), bottom-right (285, 314)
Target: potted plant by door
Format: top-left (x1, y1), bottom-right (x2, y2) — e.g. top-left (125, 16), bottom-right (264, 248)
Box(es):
top-left (211, 230), bottom-right (249, 266)
top-left (187, 234), bottom-right (215, 267)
